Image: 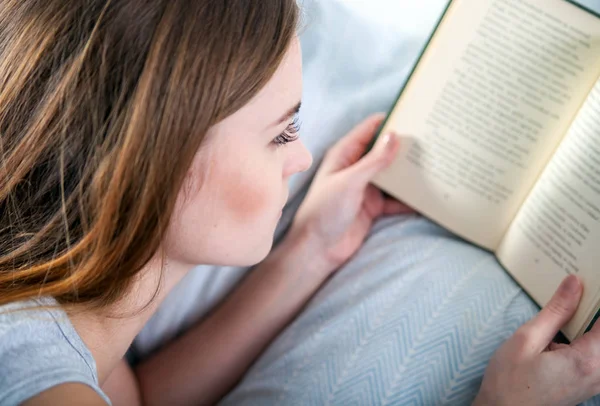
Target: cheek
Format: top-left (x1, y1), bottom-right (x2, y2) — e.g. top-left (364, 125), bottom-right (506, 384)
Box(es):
top-left (209, 154), bottom-right (281, 223)
top-left (223, 175), bottom-right (270, 219)
top-left (163, 160), bottom-right (281, 264)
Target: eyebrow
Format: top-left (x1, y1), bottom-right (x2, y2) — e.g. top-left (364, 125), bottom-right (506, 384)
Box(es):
top-left (271, 101), bottom-right (302, 128)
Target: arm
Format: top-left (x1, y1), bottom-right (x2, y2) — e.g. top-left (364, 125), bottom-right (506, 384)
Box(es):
top-left (102, 358), bottom-right (142, 406)
top-left (23, 384), bottom-right (109, 406)
top-left (133, 231), bottom-right (331, 406)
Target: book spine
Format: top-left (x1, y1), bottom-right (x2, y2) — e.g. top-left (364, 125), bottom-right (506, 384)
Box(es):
top-left (584, 308), bottom-right (600, 334)
top-left (565, 0), bottom-right (600, 19)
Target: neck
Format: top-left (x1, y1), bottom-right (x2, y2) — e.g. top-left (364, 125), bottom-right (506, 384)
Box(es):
top-left (67, 255), bottom-right (192, 384)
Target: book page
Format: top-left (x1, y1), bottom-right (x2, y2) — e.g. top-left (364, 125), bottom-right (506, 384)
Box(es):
top-left (373, 0), bottom-right (600, 250)
top-left (497, 79), bottom-right (600, 341)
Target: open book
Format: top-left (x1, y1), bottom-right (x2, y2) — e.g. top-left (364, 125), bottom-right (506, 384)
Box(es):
top-left (371, 0), bottom-right (600, 341)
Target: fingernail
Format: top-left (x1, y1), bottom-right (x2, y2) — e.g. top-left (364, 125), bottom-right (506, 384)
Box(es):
top-left (560, 275), bottom-right (581, 295)
top-left (378, 132), bottom-right (397, 152)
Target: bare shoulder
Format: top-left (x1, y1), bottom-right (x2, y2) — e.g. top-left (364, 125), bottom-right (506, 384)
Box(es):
top-left (22, 383), bottom-right (109, 406)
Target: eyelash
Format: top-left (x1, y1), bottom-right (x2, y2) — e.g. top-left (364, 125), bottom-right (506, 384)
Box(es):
top-left (273, 115), bottom-right (301, 146)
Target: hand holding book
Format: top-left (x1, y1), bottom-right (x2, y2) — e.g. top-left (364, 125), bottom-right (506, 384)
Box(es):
top-left (474, 274), bottom-right (600, 405)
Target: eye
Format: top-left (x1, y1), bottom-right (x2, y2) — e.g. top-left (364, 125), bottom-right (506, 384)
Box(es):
top-left (272, 115), bottom-right (301, 146)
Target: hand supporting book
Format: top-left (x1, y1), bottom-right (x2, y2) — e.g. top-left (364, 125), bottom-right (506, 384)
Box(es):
top-left (474, 274), bottom-right (600, 406)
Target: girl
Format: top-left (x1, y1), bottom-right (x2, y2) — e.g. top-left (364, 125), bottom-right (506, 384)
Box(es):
top-left (1, 1), bottom-right (599, 405)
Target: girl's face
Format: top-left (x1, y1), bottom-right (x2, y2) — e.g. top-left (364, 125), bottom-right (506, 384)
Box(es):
top-left (164, 38), bottom-right (313, 267)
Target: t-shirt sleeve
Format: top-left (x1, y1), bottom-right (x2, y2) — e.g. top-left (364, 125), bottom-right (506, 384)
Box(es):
top-left (0, 301), bottom-right (111, 406)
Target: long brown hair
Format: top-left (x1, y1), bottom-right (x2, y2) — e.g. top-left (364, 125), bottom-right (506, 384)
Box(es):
top-left (0, 0), bottom-right (299, 313)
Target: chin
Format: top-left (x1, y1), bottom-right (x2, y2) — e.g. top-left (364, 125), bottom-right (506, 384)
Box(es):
top-left (245, 241), bottom-right (274, 266)
top-left (239, 221), bottom-right (279, 266)
top-left (214, 238), bottom-right (274, 267)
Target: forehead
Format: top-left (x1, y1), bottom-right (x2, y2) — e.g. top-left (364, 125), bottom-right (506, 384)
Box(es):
top-left (217, 38), bottom-right (303, 132)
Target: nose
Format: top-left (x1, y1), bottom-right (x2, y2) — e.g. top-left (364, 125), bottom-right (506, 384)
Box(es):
top-left (284, 140), bottom-right (313, 178)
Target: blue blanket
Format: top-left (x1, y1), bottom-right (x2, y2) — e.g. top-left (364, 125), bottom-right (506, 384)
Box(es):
top-left (221, 216), bottom-right (600, 405)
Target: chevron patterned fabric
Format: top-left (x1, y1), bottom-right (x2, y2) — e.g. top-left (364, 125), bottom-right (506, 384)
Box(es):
top-left (221, 216), bottom-right (600, 405)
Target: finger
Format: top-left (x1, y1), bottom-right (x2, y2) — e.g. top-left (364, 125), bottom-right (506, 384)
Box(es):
top-left (548, 342), bottom-right (570, 351)
top-left (569, 328), bottom-right (600, 367)
top-left (363, 184), bottom-right (385, 219)
top-left (523, 275), bottom-right (583, 353)
top-left (334, 113), bottom-right (386, 151)
top-left (569, 315), bottom-right (600, 355)
top-left (343, 131), bottom-right (400, 186)
top-left (382, 198), bottom-right (415, 216)
top-left (321, 114), bottom-right (386, 173)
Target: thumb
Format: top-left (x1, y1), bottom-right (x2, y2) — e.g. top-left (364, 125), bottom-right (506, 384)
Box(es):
top-left (345, 131), bottom-right (400, 184)
top-left (525, 275), bottom-right (582, 352)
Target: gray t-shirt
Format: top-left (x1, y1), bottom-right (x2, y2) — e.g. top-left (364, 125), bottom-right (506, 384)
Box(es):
top-left (0, 297), bottom-right (111, 405)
